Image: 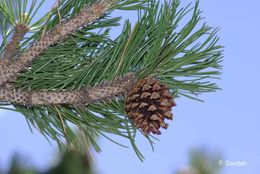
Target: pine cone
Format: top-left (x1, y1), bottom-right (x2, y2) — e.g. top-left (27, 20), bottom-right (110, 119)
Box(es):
top-left (125, 77), bottom-right (176, 135)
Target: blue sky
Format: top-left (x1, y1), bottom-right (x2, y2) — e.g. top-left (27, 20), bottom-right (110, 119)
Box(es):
top-left (1, 0), bottom-right (260, 174)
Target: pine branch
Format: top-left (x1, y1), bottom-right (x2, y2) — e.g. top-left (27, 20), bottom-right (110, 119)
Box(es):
top-left (0, 23), bottom-right (28, 92)
top-left (0, 0), bottom-right (116, 86)
top-left (0, 59), bottom-right (8, 70)
top-left (3, 23), bottom-right (28, 60)
top-left (0, 73), bottom-right (135, 105)
top-left (0, 0), bottom-right (223, 160)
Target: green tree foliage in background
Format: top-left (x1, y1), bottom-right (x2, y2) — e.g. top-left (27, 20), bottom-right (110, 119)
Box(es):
top-left (0, 147), bottom-right (222, 174)
top-left (176, 148), bottom-right (222, 174)
top-left (1, 151), bottom-right (93, 174)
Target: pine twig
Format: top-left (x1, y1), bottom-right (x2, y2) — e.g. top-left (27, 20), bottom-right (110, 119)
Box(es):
top-left (3, 23), bottom-right (29, 60)
top-left (0, 0), bottom-right (116, 86)
top-left (0, 73), bottom-right (136, 106)
top-left (1, 23), bottom-right (28, 90)
top-left (0, 59), bottom-right (9, 70)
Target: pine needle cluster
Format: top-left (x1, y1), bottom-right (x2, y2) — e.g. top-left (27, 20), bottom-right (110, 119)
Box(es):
top-left (0, 0), bottom-right (223, 160)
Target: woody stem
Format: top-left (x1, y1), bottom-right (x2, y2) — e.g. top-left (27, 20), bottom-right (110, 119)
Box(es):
top-left (3, 23), bottom-right (29, 60)
top-left (0, 73), bottom-right (136, 106)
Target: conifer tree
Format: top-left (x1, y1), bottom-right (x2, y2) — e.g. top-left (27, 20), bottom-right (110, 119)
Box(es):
top-left (176, 148), bottom-right (222, 174)
top-left (0, 0), bottom-right (223, 160)
top-left (4, 150), bottom-right (93, 174)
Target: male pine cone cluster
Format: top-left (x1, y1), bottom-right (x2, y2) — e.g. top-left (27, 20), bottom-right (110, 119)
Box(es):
top-left (125, 77), bottom-right (176, 135)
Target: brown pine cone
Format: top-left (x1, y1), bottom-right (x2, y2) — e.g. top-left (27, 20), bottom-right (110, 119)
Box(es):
top-left (125, 77), bottom-right (176, 135)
